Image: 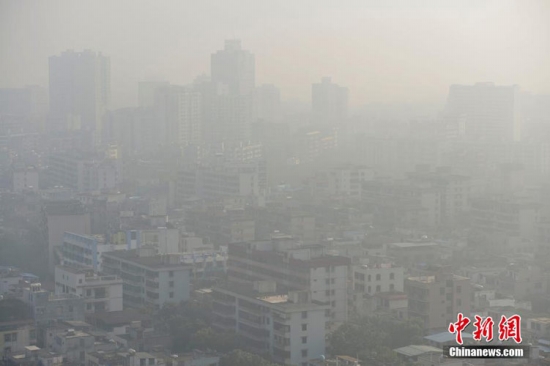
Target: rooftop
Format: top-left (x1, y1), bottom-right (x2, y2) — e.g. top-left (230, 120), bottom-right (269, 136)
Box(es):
top-left (394, 345), bottom-right (442, 357)
top-left (103, 249), bottom-right (193, 270)
top-left (425, 331), bottom-right (473, 344)
top-left (390, 242), bottom-right (439, 249)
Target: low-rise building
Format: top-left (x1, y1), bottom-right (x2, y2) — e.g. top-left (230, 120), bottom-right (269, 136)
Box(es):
top-left (54, 265), bottom-right (123, 313)
top-left (0, 320), bottom-right (37, 356)
top-left (405, 267), bottom-right (471, 331)
top-left (46, 328), bottom-right (94, 365)
top-left (61, 232), bottom-right (127, 272)
top-left (212, 281), bottom-right (327, 366)
top-left (22, 283), bottom-right (85, 327)
top-left (102, 247), bottom-right (192, 309)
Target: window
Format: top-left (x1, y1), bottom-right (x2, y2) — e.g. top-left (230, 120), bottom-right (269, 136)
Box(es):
top-left (376, 274), bottom-right (381, 281)
top-left (86, 289), bottom-right (92, 297)
top-left (325, 290), bottom-right (330, 296)
top-left (140, 359), bottom-right (146, 366)
top-left (390, 273), bottom-right (395, 280)
top-left (302, 324), bottom-right (307, 331)
top-left (86, 303), bottom-right (92, 310)
top-left (367, 274), bottom-right (371, 282)
top-left (390, 284), bottom-right (395, 291)
top-left (301, 311), bottom-right (307, 319)
top-left (331, 289), bottom-right (335, 295)
top-left (367, 286), bottom-right (371, 293)
top-left (80, 339), bottom-right (85, 347)
top-left (456, 285), bottom-right (462, 293)
top-left (78, 279), bottom-right (83, 284)
top-left (301, 349), bottom-right (308, 358)
top-left (169, 271), bottom-right (174, 277)
top-left (149, 359), bottom-right (155, 365)
top-left (302, 336), bottom-right (307, 344)
top-left (169, 292), bottom-right (174, 298)
top-left (331, 278), bottom-right (335, 284)
top-left (169, 281), bottom-right (174, 287)
top-left (325, 279), bottom-right (330, 285)
top-left (376, 285), bottom-right (381, 292)
top-left (4, 333), bottom-right (17, 342)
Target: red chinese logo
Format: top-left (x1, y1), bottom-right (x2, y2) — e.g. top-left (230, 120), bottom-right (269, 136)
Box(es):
top-left (498, 314), bottom-right (522, 344)
top-left (472, 315), bottom-right (494, 342)
top-left (449, 314), bottom-right (522, 345)
top-left (448, 313), bottom-right (470, 345)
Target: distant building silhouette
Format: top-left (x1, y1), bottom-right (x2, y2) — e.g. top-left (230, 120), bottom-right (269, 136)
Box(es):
top-left (211, 39), bottom-right (255, 96)
top-left (445, 82), bottom-right (521, 142)
top-left (48, 50), bottom-right (110, 141)
top-left (312, 77), bottom-right (348, 124)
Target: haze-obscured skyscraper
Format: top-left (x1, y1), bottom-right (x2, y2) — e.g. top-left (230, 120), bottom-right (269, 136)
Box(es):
top-left (204, 41), bottom-right (256, 144)
top-left (155, 85), bottom-right (202, 147)
top-left (48, 50), bottom-right (110, 137)
top-left (211, 39), bottom-right (255, 96)
top-left (312, 77), bottom-right (348, 124)
top-left (255, 84), bottom-right (282, 123)
top-left (445, 82), bottom-right (521, 142)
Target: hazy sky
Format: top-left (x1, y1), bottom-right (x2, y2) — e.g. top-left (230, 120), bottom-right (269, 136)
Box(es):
top-left (1, 0), bottom-right (549, 109)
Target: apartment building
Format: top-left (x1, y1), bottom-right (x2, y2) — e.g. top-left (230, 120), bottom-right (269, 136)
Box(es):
top-left (54, 265), bottom-right (123, 313)
top-left (21, 283), bottom-right (85, 328)
top-left (101, 247), bottom-right (191, 309)
top-left (185, 205), bottom-right (255, 246)
top-left (45, 200), bottom-right (91, 273)
top-left (61, 232), bottom-right (127, 272)
top-left (0, 320), bottom-right (37, 355)
top-left (177, 163), bottom-right (263, 202)
top-left (212, 281), bottom-right (327, 366)
top-left (46, 328), bottom-right (94, 365)
top-left (470, 197), bottom-right (540, 242)
top-left (405, 267), bottom-right (471, 331)
top-left (386, 242), bottom-right (441, 268)
top-left (307, 165), bottom-right (371, 200)
top-left (352, 262), bottom-right (404, 295)
top-left (227, 237), bottom-right (350, 323)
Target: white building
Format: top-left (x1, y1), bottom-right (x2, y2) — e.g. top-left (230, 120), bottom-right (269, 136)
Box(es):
top-left (352, 262), bottom-right (404, 295)
top-left (54, 265), bottom-right (123, 313)
top-left (61, 232), bottom-right (127, 272)
top-left (101, 247), bottom-right (192, 309)
top-left (46, 328), bottom-right (94, 365)
top-left (213, 281), bottom-right (326, 366)
top-left (228, 239), bottom-right (350, 323)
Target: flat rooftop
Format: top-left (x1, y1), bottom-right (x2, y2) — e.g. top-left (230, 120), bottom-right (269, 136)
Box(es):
top-left (390, 242), bottom-right (439, 249)
top-left (103, 249), bottom-right (193, 270)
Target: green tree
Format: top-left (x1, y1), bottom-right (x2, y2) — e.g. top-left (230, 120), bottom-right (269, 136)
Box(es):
top-left (329, 316), bottom-right (423, 366)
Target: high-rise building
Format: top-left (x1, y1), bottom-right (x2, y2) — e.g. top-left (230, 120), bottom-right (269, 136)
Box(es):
top-left (138, 81), bottom-right (169, 108)
top-left (154, 85), bottom-right (202, 147)
top-left (312, 77), bottom-right (348, 124)
top-left (211, 40), bottom-right (255, 96)
top-left (48, 50), bottom-right (110, 138)
top-left (445, 82), bottom-right (521, 142)
top-left (255, 84), bottom-right (282, 122)
top-left (203, 41), bottom-right (255, 144)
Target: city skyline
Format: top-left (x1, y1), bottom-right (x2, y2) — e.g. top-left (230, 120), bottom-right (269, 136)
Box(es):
top-left (1, 0), bottom-right (549, 110)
